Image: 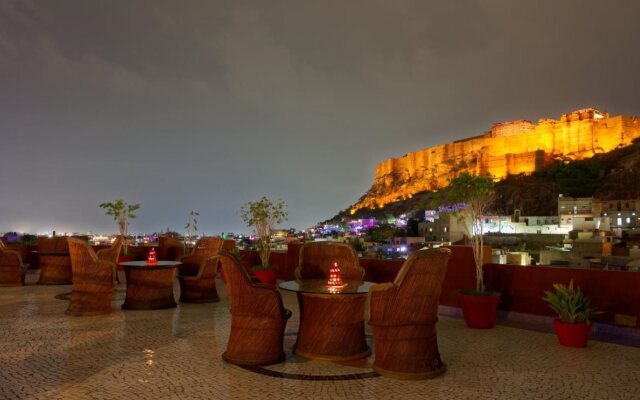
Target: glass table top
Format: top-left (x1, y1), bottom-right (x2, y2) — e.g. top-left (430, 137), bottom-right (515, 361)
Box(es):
top-left (278, 279), bottom-right (375, 295)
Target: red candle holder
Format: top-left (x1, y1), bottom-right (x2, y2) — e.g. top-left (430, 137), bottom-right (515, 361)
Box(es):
top-left (146, 247), bottom-right (158, 265)
top-left (327, 262), bottom-right (344, 287)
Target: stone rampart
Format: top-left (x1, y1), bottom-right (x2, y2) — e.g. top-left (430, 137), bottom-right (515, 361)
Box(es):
top-left (351, 108), bottom-right (640, 213)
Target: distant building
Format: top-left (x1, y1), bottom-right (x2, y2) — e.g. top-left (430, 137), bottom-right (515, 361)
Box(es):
top-left (593, 199), bottom-right (640, 231)
top-left (558, 195), bottom-right (593, 229)
top-left (419, 214), bottom-right (466, 243)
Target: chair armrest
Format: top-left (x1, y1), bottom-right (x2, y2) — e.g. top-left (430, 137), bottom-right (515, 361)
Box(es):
top-left (179, 254), bottom-right (196, 263)
top-left (97, 260), bottom-right (118, 286)
top-left (249, 284), bottom-right (287, 318)
top-left (357, 264), bottom-right (366, 281)
top-left (369, 282), bottom-right (394, 293)
top-left (250, 281), bottom-right (277, 290)
top-left (368, 282), bottom-right (398, 324)
top-left (1, 249), bottom-right (25, 267)
top-left (179, 256), bottom-right (219, 281)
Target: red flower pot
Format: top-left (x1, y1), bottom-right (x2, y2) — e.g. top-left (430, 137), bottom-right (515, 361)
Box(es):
top-left (459, 292), bottom-right (501, 329)
top-left (553, 320), bottom-right (591, 348)
top-left (252, 269), bottom-right (277, 285)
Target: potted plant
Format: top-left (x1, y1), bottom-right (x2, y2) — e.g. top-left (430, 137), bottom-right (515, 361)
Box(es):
top-left (240, 196), bottom-right (287, 285)
top-left (543, 280), bottom-right (600, 347)
top-left (184, 210), bottom-right (199, 256)
top-left (447, 172), bottom-right (500, 329)
top-left (99, 199), bottom-right (141, 261)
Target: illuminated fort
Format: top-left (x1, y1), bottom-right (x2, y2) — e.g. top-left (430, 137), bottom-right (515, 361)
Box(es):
top-left (351, 108), bottom-right (640, 213)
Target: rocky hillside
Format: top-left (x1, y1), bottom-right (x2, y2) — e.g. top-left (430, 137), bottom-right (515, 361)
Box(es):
top-left (328, 139), bottom-right (640, 223)
top-left (349, 109), bottom-right (640, 214)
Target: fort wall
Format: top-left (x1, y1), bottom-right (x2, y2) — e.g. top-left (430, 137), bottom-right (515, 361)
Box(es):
top-left (351, 109), bottom-right (640, 213)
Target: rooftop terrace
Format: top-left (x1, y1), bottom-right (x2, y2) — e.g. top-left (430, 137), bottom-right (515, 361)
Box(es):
top-left (1, 271), bottom-right (639, 400)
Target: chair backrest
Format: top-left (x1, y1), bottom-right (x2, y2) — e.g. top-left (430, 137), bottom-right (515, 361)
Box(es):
top-left (383, 248), bottom-right (451, 324)
top-left (218, 249), bottom-right (255, 301)
top-left (97, 236), bottom-right (124, 264)
top-left (222, 239), bottom-right (236, 251)
top-left (38, 236), bottom-right (63, 252)
top-left (218, 249), bottom-right (285, 317)
top-left (296, 241), bottom-right (364, 281)
top-left (189, 237), bottom-right (224, 262)
top-left (37, 236), bottom-right (88, 253)
top-left (0, 240), bottom-right (23, 267)
top-left (68, 237), bottom-right (98, 265)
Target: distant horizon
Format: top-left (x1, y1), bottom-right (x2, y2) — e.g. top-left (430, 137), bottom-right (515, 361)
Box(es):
top-left (3, 1), bottom-right (640, 235)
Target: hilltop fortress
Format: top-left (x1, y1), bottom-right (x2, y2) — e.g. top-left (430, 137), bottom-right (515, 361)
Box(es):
top-left (351, 108), bottom-right (640, 213)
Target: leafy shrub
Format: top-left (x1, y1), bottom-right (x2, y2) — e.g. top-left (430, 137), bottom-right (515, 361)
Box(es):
top-left (542, 280), bottom-right (600, 323)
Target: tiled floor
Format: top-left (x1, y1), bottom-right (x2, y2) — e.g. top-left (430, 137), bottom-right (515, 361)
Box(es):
top-left (1, 272), bottom-right (639, 400)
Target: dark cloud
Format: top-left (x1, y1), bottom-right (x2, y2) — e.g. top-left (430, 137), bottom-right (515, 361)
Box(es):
top-left (1, 0), bottom-right (640, 234)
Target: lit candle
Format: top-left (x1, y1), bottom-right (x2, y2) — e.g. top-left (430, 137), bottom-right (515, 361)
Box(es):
top-left (327, 262), bottom-right (344, 287)
top-left (146, 247), bottom-right (158, 265)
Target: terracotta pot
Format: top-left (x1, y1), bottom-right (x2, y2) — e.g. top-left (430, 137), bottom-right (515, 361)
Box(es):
top-left (553, 320), bottom-right (591, 348)
top-left (459, 292), bottom-right (501, 329)
top-left (252, 268), bottom-right (278, 285)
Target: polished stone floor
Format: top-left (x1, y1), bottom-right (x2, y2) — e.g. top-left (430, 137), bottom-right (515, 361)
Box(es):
top-left (1, 271), bottom-right (639, 400)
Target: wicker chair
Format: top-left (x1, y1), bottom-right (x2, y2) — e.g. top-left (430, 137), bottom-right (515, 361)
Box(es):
top-left (96, 236), bottom-right (124, 283)
top-left (177, 237), bottom-right (227, 303)
top-left (96, 236), bottom-right (124, 264)
top-left (36, 235), bottom-right (88, 285)
top-left (368, 248), bottom-right (451, 380)
top-left (218, 249), bottom-right (291, 366)
top-left (295, 241), bottom-right (364, 281)
top-left (0, 240), bottom-right (28, 286)
top-left (66, 238), bottom-right (117, 316)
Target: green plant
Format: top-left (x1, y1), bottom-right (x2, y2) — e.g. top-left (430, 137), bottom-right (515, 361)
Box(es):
top-left (240, 196), bottom-right (287, 268)
top-left (447, 172), bottom-right (494, 292)
top-left (543, 280), bottom-right (600, 323)
top-left (99, 199), bottom-right (140, 255)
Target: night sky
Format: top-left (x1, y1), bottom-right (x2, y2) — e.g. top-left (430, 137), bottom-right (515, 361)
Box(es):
top-left (1, 0), bottom-right (640, 235)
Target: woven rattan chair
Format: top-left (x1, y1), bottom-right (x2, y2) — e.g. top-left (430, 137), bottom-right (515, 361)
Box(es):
top-left (96, 236), bottom-right (123, 283)
top-left (218, 249), bottom-right (291, 366)
top-left (66, 238), bottom-right (117, 316)
top-left (295, 241), bottom-right (364, 281)
top-left (96, 236), bottom-right (124, 264)
top-left (177, 237), bottom-right (227, 303)
top-left (0, 240), bottom-right (28, 286)
top-left (368, 247), bottom-right (451, 380)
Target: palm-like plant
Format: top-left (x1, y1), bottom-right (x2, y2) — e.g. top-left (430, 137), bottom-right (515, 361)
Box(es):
top-left (447, 172), bottom-right (494, 292)
top-left (184, 211), bottom-right (199, 256)
top-left (240, 197), bottom-right (287, 269)
top-left (99, 200), bottom-right (140, 255)
top-left (543, 280), bottom-right (600, 324)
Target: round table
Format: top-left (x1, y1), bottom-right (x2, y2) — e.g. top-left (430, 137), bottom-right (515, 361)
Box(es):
top-left (119, 261), bottom-right (182, 310)
top-left (33, 251), bottom-right (72, 285)
top-left (279, 279), bottom-right (375, 361)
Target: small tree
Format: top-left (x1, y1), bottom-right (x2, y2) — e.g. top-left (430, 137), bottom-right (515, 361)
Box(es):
top-left (240, 197), bottom-right (287, 268)
top-left (99, 199), bottom-right (140, 255)
top-left (365, 223), bottom-right (400, 243)
top-left (184, 211), bottom-right (199, 256)
top-left (447, 173), bottom-right (494, 292)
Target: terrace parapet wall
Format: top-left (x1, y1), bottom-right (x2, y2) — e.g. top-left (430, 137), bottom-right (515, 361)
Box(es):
top-left (251, 243), bottom-right (640, 329)
top-left (9, 241), bottom-right (638, 329)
